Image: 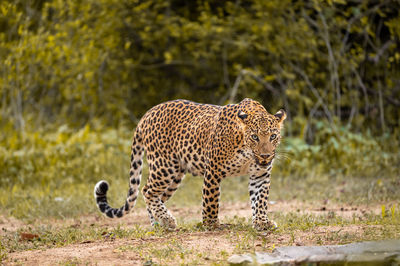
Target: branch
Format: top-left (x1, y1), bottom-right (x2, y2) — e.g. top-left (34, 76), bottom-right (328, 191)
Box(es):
top-left (228, 70), bottom-right (244, 104)
top-left (352, 65), bottom-right (400, 107)
top-left (366, 87), bottom-right (400, 107)
top-left (222, 42), bottom-right (231, 90)
top-left (351, 65), bottom-right (370, 114)
top-left (245, 70), bottom-right (279, 94)
top-left (340, 1), bottom-right (390, 55)
top-left (378, 82), bottom-right (386, 130)
top-left (219, 69), bottom-right (280, 104)
top-left (290, 63), bottom-right (334, 124)
top-left (134, 60), bottom-right (195, 70)
top-left (318, 10), bottom-right (341, 118)
top-left (370, 40), bottom-right (395, 64)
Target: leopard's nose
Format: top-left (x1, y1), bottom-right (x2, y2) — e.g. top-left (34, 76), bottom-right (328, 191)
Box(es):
top-left (260, 154), bottom-right (271, 159)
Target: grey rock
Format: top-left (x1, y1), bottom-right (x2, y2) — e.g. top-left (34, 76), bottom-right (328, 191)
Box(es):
top-left (228, 239), bottom-right (400, 265)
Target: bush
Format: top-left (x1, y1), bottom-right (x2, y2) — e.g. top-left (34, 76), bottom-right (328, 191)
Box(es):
top-left (277, 123), bottom-right (400, 178)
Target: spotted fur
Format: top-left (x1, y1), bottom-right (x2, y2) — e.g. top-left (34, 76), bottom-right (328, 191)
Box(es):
top-left (94, 98), bottom-right (286, 230)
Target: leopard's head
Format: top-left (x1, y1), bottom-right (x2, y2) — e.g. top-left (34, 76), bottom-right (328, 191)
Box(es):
top-left (238, 98), bottom-right (286, 167)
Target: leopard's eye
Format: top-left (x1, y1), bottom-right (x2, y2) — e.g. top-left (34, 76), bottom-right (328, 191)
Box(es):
top-left (270, 134), bottom-right (277, 141)
top-left (251, 134), bottom-right (259, 141)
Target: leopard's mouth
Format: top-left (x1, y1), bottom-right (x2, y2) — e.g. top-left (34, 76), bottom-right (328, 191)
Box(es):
top-left (254, 157), bottom-right (273, 167)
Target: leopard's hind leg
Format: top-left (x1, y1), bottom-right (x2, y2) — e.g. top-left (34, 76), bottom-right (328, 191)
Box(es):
top-left (142, 157), bottom-right (181, 229)
top-left (161, 169), bottom-right (185, 203)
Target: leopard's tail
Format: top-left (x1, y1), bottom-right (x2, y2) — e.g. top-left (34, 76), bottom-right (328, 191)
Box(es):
top-left (94, 130), bottom-right (144, 218)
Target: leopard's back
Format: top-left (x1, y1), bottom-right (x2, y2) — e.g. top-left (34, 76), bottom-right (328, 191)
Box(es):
top-left (137, 100), bottom-right (221, 176)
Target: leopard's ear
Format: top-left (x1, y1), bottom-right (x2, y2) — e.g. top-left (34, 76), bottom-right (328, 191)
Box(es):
top-left (274, 109), bottom-right (286, 123)
top-left (238, 111), bottom-right (248, 120)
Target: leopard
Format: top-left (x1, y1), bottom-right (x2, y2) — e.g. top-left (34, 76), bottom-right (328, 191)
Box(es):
top-left (94, 98), bottom-right (286, 230)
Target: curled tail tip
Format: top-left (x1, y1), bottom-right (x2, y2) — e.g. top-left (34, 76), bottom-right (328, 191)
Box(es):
top-left (94, 180), bottom-right (109, 197)
top-left (94, 180), bottom-right (126, 219)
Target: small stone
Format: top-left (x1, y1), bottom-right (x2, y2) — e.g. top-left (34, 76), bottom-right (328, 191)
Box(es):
top-left (228, 254), bottom-right (253, 264)
top-left (143, 260), bottom-right (153, 266)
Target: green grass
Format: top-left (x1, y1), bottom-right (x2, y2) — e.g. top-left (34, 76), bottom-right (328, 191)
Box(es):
top-left (2, 169), bottom-right (398, 221)
top-left (1, 207), bottom-right (399, 264)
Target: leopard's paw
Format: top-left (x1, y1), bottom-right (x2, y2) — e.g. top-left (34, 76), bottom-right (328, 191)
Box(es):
top-left (253, 219), bottom-right (278, 231)
top-left (158, 214), bottom-right (177, 230)
top-left (202, 218), bottom-right (220, 230)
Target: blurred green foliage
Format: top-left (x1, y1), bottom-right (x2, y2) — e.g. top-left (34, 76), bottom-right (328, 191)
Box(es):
top-left (0, 0), bottom-right (399, 219)
top-left (0, 124), bottom-right (136, 218)
top-left (0, 0), bottom-right (399, 133)
top-left (278, 121), bottom-right (400, 177)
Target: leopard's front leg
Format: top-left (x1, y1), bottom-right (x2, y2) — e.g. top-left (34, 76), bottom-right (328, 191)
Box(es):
top-left (248, 172), bottom-right (277, 231)
top-left (202, 171), bottom-right (222, 229)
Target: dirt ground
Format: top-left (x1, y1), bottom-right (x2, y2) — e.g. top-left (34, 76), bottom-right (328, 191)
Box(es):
top-left (2, 201), bottom-right (386, 265)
